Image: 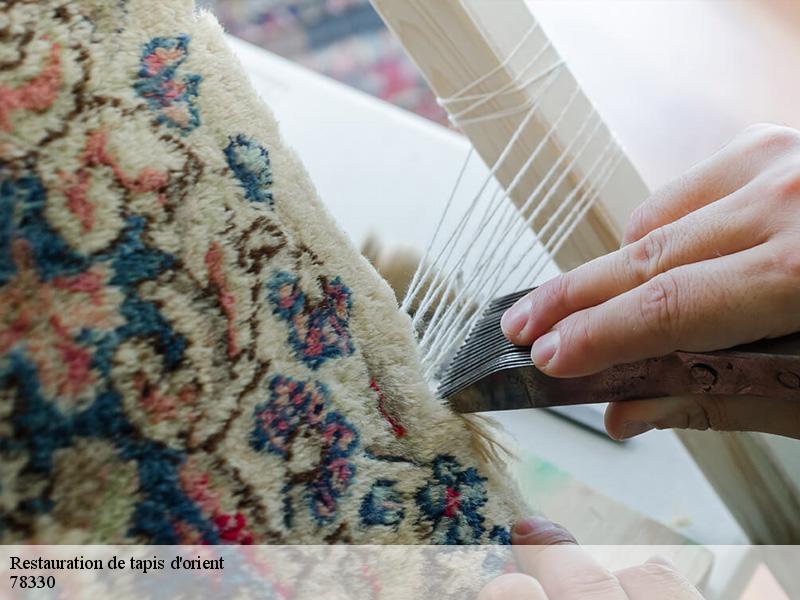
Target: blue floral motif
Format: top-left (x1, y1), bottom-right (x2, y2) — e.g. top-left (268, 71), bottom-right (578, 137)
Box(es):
top-left (251, 375), bottom-right (359, 525)
top-left (250, 376), bottom-right (314, 458)
top-left (359, 480), bottom-right (405, 529)
top-left (489, 525), bottom-right (511, 545)
top-left (1, 173), bottom-right (86, 284)
top-left (415, 455), bottom-right (489, 544)
top-left (134, 35), bottom-right (201, 134)
top-left (224, 135), bottom-right (274, 206)
top-left (267, 271), bottom-right (354, 369)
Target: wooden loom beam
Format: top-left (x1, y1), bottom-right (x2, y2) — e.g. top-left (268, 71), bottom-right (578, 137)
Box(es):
top-left (371, 0), bottom-right (800, 543)
top-left (370, 0), bottom-right (647, 271)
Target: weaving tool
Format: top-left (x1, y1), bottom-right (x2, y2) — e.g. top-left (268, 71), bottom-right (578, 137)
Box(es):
top-left (440, 288), bottom-right (800, 413)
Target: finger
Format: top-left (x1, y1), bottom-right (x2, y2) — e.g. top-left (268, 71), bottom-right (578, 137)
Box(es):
top-left (644, 556), bottom-right (676, 570)
top-left (478, 573), bottom-right (549, 600)
top-left (614, 561), bottom-right (703, 600)
top-left (605, 395), bottom-right (800, 440)
top-left (502, 187), bottom-right (766, 345)
top-left (512, 517), bottom-right (627, 600)
top-left (623, 123), bottom-right (800, 245)
top-left (533, 247), bottom-right (790, 377)
top-left (512, 516), bottom-right (578, 546)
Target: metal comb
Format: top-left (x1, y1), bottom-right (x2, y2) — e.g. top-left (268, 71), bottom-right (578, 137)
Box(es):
top-left (439, 288), bottom-right (800, 413)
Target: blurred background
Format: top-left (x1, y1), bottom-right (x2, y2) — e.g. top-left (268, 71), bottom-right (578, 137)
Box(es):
top-left (198, 0), bottom-right (448, 125)
top-left (200, 0), bottom-right (800, 190)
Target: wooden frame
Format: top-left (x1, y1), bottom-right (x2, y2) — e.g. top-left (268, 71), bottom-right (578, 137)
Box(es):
top-left (371, 0), bottom-right (800, 543)
top-left (372, 0), bottom-right (647, 272)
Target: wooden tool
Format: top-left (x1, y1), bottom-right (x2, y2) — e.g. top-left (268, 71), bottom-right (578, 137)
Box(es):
top-left (441, 288), bottom-right (800, 413)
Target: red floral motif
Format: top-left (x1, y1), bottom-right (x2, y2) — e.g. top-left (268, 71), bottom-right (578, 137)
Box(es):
top-left (251, 376), bottom-right (359, 524)
top-left (267, 271), bottom-right (354, 369)
top-left (179, 460), bottom-right (255, 544)
top-left (443, 487), bottom-right (461, 518)
top-left (134, 35), bottom-right (201, 133)
top-left (0, 41), bottom-right (62, 132)
top-left (369, 378), bottom-right (406, 438)
top-left (143, 46), bottom-right (185, 76)
top-left (59, 130), bottom-right (170, 232)
top-left (205, 242), bottom-right (239, 358)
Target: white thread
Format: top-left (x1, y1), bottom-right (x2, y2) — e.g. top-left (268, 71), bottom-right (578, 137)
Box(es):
top-left (424, 147), bottom-right (621, 375)
top-left (422, 141), bottom-right (619, 373)
top-left (410, 65), bottom-right (564, 311)
top-left (419, 106), bottom-right (601, 361)
top-left (449, 60), bottom-right (564, 126)
top-left (406, 67), bottom-right (563, 327)
top-left (444, 38), bottom-right (556, 114)
top-left (418, 85), bottom-right (589, 351)
top-left (416, 75), bottom-right (577, 337)
top-left (437, 23), bottom-right (541, 106)
top-left (514, 149), bottom-right (622, 289)
top-left (400, 147), bottom-right (474, 314)
top-left (434, 150), bottom-right (620, 375)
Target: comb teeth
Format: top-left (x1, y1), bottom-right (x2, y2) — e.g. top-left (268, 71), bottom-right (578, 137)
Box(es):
top-left (437, 287), bottom-right (535, 399)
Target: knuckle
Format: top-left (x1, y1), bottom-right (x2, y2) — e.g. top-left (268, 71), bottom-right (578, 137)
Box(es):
top-left (764, 242), bottom-right (800, 281)
top-left (638, 273), bottom-right (682, 341)
top-left (546, 273), bottom-right (575, 309)
top-left (564, 313), bottom-right (595, 358)
top-left (740, 123), bottom-right (800, 155)
top-left (627, 228), bottom-right (668, 282)
top-left (767, 160), bottom-right (800, 204)
top-left (553, 568), bottom-right (620, 598)
top-left (781, 248), bottom-right (800, 281)
top-left (694, 396), bottom-right (732, 431)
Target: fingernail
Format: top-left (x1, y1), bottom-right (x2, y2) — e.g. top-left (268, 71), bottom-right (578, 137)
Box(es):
top-left (512, 516), bottom-right (540, 537)
top-left (531, 331), bottom-right (559, 367)
top-left (619, 421), bottom-right (654, 440)
top-left (512, 516), bottom-right (577, 545)
top-left (501, 297), bottom-right (531, 337)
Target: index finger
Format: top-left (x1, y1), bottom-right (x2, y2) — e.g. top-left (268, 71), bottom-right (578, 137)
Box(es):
top-left (533, 248), bottom-right (779, 377)
top-left (501, 187), bottom-right (762, 346)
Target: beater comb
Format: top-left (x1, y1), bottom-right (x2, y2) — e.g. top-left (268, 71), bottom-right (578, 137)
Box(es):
top-left (439, 288), bottom-right (800, 413)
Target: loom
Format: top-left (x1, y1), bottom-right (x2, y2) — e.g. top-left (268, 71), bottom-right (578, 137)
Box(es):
top-left (369, 0), bottom-right (800, 545)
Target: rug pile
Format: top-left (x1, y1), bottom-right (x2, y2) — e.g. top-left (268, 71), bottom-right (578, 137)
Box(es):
top-left (0, 0), bottom-right (523, 544)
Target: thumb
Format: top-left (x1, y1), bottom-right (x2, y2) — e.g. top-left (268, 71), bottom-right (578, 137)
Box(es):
top-left (511, 516), bottom-right (578, 546)
top-left (605, 395), bottom-right (800, 440)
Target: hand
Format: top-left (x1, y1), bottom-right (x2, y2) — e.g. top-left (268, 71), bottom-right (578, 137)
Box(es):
top-left (478, 517), bottom-right (703, 599)
top-left (500, 124), bottom-right (800, 439)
